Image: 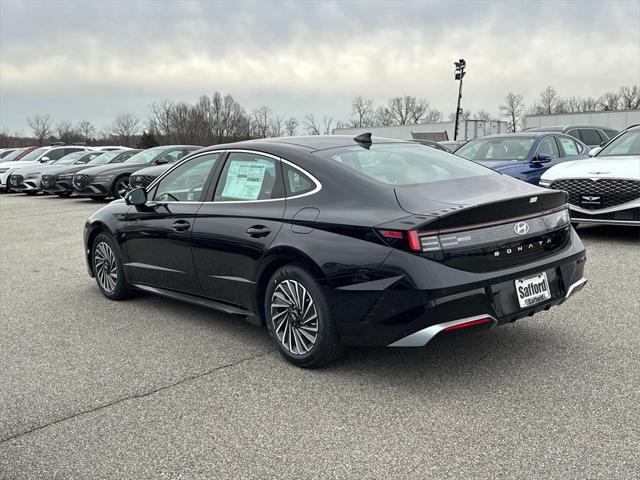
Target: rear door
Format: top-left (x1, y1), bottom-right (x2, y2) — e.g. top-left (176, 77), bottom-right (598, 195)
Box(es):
top-left (191, 151), bottom-right (286, 310)
top-left (122, 152), bottom-right (222, 294)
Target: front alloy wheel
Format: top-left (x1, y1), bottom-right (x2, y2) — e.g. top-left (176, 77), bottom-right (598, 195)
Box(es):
top-left (113, 176), bottom-right (130, 199)
top-left (92, 233), bottom-right (131, 300)
top-left (265, 265), bottom-right (343, 368)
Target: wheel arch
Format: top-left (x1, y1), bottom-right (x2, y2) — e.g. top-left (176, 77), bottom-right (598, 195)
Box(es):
top-left (252, 246), bottom-right (325, 326)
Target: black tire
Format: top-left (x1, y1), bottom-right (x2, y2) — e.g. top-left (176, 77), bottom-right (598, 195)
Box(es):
top-left (112, 176), bottom-right (130, 199)
top-left (90, 196), bottom-right (105, 201)
top-left (264, 264), bottom-right (343, 368)
top-left (55, 192), bottom-right (72, 197)
top-left (25, 191), bottom-right (37, 196)
top-left (91, 232), bottom-right (131, 300)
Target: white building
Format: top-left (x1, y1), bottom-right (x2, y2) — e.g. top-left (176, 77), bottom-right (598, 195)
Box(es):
top-left (524, 109), bottom-right (640, 131)
top-left (332, 119), bottom-right (509, 141)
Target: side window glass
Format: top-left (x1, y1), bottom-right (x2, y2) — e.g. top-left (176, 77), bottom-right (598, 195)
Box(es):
top-left (283, 164), bottom-right (316, 196)
top-left (537, 137), bottom-right (560, 158)
top-left (580, 129), bottom-right (602, 146)
top-left (153, 153), bottom-right (220, 202)
top-left (566, 129), bottom-right (581, 141)
top-left (558, 137), bottom-right (579, 156)
top-left (214, 153), bottom-right (284, 202)
top-left (48, 149), bottom-right (65, 160)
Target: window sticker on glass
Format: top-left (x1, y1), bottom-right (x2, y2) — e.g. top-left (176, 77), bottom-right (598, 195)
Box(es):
top-left (221, 160), bottom-right (267, 200)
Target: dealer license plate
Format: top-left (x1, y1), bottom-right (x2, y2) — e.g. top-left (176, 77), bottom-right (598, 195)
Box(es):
top-left (515, 272), bottom-right (551, 308)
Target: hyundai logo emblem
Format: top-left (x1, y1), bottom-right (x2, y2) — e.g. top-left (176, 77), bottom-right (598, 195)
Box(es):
top-left (514, 222), bottom-right (530, 235)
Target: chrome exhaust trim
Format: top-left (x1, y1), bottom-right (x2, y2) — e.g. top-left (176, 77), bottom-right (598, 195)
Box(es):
top-left (388, 314), bottom-right (498, 347)
top-left (565, 277), bottom-right (587, 300)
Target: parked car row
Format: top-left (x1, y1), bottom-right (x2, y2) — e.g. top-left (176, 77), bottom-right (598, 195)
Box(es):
top-left (450, 125), bottom-right (639, 227)
top-left (0, 144), bottom-right (201, 199)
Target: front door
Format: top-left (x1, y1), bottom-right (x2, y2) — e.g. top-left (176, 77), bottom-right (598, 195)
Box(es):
top-left (191, 151), bottom-right (286, 311)
top-left (123, 152), bottom-right (222, 294)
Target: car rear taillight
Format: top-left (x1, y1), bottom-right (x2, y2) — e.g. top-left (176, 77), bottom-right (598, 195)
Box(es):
top-left (378, 229), bottom-right (444, 257)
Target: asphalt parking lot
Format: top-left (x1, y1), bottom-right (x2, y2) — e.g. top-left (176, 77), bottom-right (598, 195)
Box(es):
top-left (0, 193), bottom-right (638, 479)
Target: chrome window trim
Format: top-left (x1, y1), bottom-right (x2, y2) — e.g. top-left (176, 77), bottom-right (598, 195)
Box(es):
top-left (144, 148), bottom-right (323, 205)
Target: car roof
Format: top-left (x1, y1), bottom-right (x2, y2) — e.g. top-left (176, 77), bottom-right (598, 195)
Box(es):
top-left (467, 132), bottom-right (551, 140)
top-left (525, 125), bottom-right (613, 132)
top-left (199, 135), bottom-right (407, 154)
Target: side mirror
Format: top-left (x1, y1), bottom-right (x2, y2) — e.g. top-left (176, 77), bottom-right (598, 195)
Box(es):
top-left (156, 156), bottom-right (169, 165)
top-left (125, 187), bottom-right (147, 206)
top-left (532, 153), bottom-right (552, 164)
top-left (589, 147), bottom-right (602, 157)
top-left (40, 156), bottom-right (50, 163)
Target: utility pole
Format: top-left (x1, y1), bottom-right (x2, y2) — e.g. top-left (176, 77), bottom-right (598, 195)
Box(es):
top-left (453, 59), bottom-right (466, 141)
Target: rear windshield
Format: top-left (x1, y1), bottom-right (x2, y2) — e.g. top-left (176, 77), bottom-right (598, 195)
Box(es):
top-left (598, 130), bottom-right (640, 157)
top-left (315, 144), bottom-right (494, 186)
top-left (456, 137), bottom-right (535, 161)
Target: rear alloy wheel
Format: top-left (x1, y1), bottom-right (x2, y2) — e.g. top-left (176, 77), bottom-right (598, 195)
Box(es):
top-left (92, 233), bottom-right (131, 300)
top-left (265, 265), bottom-right (343, 368)
top-left (112, 176), bottom-right (130, 199)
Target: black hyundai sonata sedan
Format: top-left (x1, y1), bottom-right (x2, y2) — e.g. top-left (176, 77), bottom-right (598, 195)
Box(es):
top-left (83, 134), bottom-right (587, 367)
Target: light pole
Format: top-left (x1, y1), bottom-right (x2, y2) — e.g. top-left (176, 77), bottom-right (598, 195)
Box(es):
top-left (453, 59), bottom-right (466, 141)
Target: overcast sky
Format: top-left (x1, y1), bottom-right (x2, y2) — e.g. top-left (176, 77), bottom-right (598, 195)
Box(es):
top-left (1, 0), bottom-right (639, 133)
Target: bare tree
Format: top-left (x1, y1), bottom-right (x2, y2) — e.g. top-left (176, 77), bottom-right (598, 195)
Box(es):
top-left (580, 97), bottom-right (599, 112)
top-left (284, 117), bottom-right (298, 136)
top-left (252, 106), bottom-right (272, 138)
top-left (55, 120), bottom-right (79, 143)
top-left (538, 86), bottom-right (559, 114)
top-left (499, 93), bottom-right (524, 132)
top-left (268, 116), bottom-right (284, 137)
top-left (374, 106), bottom-right (394, 126)
top-left (386, 95), bottom-right (431, 125)
top-left (351, 96), bottom-right (374, 127)
top-left (473, 110), bottom-right (492, 121)
top-left (619, 86), bottom-right (640, 109)
top-left (77, 120), bottom-right (96, 143)
top-left (599, 92), bottom-right (621, 111)
top-left (303, 114), bottom-right (321, 135)
top-left (322, 116), bottom-right (334, 135)
top-left (423, 109), bottom-right (442, 122)
top-left (27, 114), bottom-right (53, 145)
top-left (105, 113), bottom-right (140, 147)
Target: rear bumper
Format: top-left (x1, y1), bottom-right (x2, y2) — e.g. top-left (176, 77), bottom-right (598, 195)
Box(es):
top-left (332, 229), bottom-right (587, 347)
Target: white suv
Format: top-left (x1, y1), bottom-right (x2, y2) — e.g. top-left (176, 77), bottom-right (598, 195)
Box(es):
top-left (540, 125), bottom-right (640, 226)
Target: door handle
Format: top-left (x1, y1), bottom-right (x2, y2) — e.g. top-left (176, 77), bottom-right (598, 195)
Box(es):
top-left (246, 225), bottom-right (271, 238)
top-left (171, 220), bottom-right (191, 232)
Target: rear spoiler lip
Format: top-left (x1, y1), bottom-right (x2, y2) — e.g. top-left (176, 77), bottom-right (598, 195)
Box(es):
top-left (418, 204), bottom-right (569, 236)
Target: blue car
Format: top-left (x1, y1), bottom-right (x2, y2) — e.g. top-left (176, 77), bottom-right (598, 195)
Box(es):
top-left (455, 132), bottom-right (589, 185)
